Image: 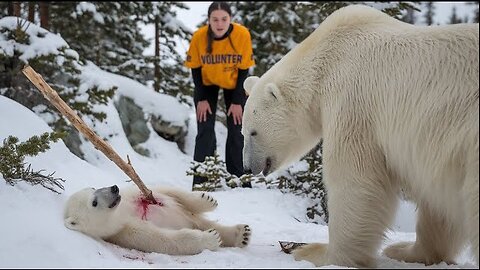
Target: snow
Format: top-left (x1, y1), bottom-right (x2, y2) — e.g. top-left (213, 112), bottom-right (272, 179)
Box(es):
top-left (79, 62), bottom-right (190, 126)
top-left (0, 3), bottom-right (478, 269)
top-left (74, 2), bottom-right (104, 24)
top-left (0, 17), bottom-right (69, 61)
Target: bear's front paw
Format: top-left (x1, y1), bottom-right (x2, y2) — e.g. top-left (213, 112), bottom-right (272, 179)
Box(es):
top-left (200, 193), bottom-right (218, 208)
top-left (204, 228), bottom-right (222, 251)
top-left (383, 241), bottom-right (454, 265)
top-left (292, 243), bottom-right (328, 267)
top-left (233, 224), bottom-right (251, 248)
top-left (384, 241), bottom-right (416, 263)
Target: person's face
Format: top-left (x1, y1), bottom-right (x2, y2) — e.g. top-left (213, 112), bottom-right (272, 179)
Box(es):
top-left (208, 9), bottom-right (231, 38)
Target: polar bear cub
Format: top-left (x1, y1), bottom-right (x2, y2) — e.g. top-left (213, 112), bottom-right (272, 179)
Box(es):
top-left (64, 184), bottom-right (251, 255)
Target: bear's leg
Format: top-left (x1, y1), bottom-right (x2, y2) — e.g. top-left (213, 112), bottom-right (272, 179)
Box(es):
top-left (194, 216), bottom-right (251, 248)
top-left (384, 202), bottom-right (463, 265)
top-left (465, 157), bottom-right (479, 265)
top-left (107, 223), bottom-right (222, 255)
top-left (157, 187), bottom-right (218, 213)
top-left (293, 146), bottom-right (398, 268)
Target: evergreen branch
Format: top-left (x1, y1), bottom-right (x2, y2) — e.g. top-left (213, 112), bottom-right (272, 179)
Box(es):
top-left (4, 164), bottom-right (66, 194)
top-left (1, 133), bottom-right (67, 194)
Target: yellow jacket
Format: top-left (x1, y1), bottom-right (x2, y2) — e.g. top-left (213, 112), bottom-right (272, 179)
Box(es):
top-left (185, 23), bottom-right (255, 90)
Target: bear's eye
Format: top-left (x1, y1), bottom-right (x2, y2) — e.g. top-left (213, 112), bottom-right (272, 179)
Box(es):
top-left (70, 221), bottom-right (77, 226)
top-left (92, 200), bottom-right (98, 207)
top-left (251, 131), bottom-right (257, 136)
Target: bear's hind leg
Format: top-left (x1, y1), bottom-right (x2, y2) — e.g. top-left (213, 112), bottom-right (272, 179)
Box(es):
top-left (194, 217), bottom-right (251, 247)
top-left (107, 223), bottom-right (222, 255)
top-left (384, 202), bottom-right (463, 265)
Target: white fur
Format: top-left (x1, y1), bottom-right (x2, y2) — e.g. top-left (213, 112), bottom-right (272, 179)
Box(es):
top-left (242, 4), bottom-right (478, 268)
top-left (64, 185), bottom-right (251, 255)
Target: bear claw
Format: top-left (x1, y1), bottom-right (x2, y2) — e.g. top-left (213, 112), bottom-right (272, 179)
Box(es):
top-left (235, 224), bottom-right (251, 247)
top-left (201, 193), bottom-right (218, 208)
top-left (205, 228), bottom-right (222, 249)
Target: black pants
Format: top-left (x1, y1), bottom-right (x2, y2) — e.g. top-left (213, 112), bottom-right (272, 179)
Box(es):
top-left (193, 85), bottom-right (250, 187)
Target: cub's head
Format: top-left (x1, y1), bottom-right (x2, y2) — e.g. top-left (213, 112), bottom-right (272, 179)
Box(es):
top-left (64, 185), bottom-right (122, 239)
top-left (242, 75), bottom-right (319, 176)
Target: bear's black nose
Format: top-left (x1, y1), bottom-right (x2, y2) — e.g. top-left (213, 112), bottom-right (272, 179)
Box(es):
top-left (111, 185), bottom-right (119, 194)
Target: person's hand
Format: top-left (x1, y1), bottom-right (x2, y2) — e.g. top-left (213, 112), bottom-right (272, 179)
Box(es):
top-left (196, 100), bottom-right (212, 122)
top-left (227, 104), bottom-right (243, 125)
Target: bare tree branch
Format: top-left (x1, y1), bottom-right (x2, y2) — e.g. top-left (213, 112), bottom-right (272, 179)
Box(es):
top-left (22, 65), bottom-right (157, 203)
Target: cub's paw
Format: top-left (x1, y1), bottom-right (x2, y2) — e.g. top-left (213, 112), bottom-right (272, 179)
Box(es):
top-left (292, 243), bottom-right (328, 267)
top-left (203, 228), bottom-right (222, 251)
top-left (200, 192), bottom-right (218, 209)
top-left (234, 224), bottom-right (251, 248)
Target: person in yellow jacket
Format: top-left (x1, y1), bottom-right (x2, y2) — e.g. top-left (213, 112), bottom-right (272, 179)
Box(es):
top-left (185, 2), bottom-right (255, 189)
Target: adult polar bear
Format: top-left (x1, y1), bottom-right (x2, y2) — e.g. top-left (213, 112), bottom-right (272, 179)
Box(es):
top-left (64, 185), bottom-right (251, 255)
top-left (242, 4), bottom-right (478, 268)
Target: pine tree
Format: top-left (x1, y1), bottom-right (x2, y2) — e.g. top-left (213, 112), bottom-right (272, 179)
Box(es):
top-left (49, 2), bottom-right (151, 83)
top-left (0, 2), bottom-right (10, 17)
top-left (379, 2), bottom-right (421, 19)
top-left (28, 2), bottom-right (35, 22)
top-left (231, 2), bottom-right (307, 76)
top-left (0, 16), bottom-right (116, 133)
top-left (141, 2), bottom-right (193, 102)
top-left (424, 2), bottom-right (435, 25)
top-left (48, 2), bottom-right (193, 104)
top-left (400, 6), bottom-right (417, 24)
top-left (274, 142), bottom-right (329, 224)
top-left (449, 6), bottom-right (463, 24)
top-left (187, 152), bottom-right (258, 191)
top-left (231, 2), bottom-right (419, 76)
top-left (471, 2), bottom-right (480, 23)
top-left (39, 2), bottom-right (49, 29)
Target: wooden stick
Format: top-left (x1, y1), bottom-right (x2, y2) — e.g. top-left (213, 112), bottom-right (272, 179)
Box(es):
top-left (22, 65), bottom-right (157, 204)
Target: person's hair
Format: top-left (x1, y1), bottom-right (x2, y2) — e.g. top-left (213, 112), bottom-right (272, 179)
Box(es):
top-left (206, 2), bottom-right (232, 54)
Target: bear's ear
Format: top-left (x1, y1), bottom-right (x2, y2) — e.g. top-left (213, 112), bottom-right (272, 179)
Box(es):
top-left (266, 83), bottom-right (281, 101)
top-left (244, 76), bottom-right (259, 95)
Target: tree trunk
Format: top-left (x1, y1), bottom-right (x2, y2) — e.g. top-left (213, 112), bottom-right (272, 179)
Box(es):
top-left (8, 2), bottom-right (13, 16)
top-left (12, 2), bottom-right (21, 17)
top-left (424, 2), bottom-right (434, 26)
top-left (39, 2), bottom-right (49, 30)
top-left (154, 15), bottom-right (161, 92)
top-left (28, 2), bottom-right (35, 22)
